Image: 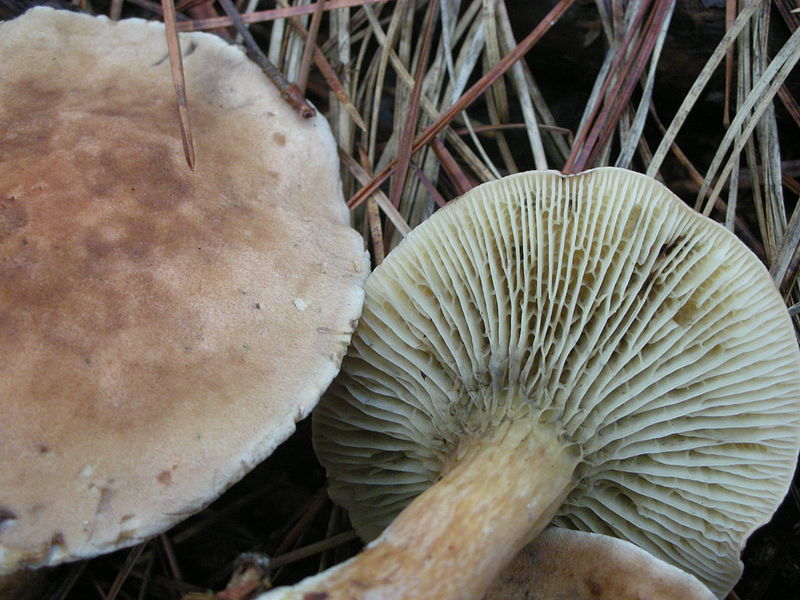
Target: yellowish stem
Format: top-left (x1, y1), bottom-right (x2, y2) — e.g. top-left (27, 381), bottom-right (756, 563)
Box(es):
top-left (259, 418), bottom-right (580, 600)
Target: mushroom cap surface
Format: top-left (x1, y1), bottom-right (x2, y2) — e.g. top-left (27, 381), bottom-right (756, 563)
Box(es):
top-left (485, 528), bottom-right (717, 600)
top-left (0, 7), bottom-right (367, 571)
top-left (313, 168), bottom-right (800, 597)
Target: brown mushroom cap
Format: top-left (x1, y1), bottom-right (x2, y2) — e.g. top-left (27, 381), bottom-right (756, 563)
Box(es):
top-left (0, 7), bottom-right (367, 571)
top-left (485, 528), bottom-right (717, 600)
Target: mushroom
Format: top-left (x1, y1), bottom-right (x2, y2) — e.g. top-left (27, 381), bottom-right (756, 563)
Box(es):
top-left (484, 528), bottom-right (717, 600)
top-left (258, 168), bottom-right (800, 599)
top-left (0, 8), bottom-right (367, 572)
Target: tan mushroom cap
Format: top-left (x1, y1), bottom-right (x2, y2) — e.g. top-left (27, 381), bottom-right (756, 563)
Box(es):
top-left (309, 168), bottom-right (800, 599)
top-left (0, 7), bottom-right (367, 572)
top-left (485, 528), bottom-right (717, 600)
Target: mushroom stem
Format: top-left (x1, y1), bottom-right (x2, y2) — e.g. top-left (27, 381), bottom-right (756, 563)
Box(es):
top-left (262, 417), bottom-right (580, 600)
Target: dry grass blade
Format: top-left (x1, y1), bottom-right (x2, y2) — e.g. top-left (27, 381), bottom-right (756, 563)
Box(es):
top-left (772, 206), bottom-right (800, 293)
top-left (724, 0), bottom-right (737, 125)
top-left (161, 0), bottom-right (195, 170)
top-left (496, 0), bottom-right (548, 170)
top-left (646, 0), bottom-right (761, 177)
top-left (362, 0), bottom-right (497, 186)
top-left (754, 5), bottom-right (786, 260)
top-left (697, 25), bottom-right (800, 215)
top-left (348, 0), bottom-right (578, 210)
top-left (481, 0), bottom-right (517, 174)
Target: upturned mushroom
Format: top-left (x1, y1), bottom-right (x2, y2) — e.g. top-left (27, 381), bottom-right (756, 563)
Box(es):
top-left (258, 168), bottom-right (800, 599)
top-left (0, 8), bottom-right (367, 572)
top-left (484, 528), bottom-right (717, 600)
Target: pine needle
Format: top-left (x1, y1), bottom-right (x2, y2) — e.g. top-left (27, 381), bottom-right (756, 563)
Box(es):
top-left (348, 0), bottom-right (578, 210)
top-left (161, 0), bottom-right (195, 170)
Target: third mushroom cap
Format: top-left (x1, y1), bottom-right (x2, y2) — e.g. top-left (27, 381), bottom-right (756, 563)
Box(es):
top-left (261, 167), bottom-right (800, 600)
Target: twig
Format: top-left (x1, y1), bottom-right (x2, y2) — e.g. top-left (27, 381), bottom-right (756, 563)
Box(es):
top-left (280, 5), bottom-right (367, 130)
top-left (217, 0), bottom-right (316, 119)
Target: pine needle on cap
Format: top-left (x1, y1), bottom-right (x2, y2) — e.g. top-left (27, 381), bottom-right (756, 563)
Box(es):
top-left (161, 0), bottom-right (195, 170)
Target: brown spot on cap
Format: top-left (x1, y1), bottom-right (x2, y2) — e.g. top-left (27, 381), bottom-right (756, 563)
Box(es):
top-left (273, 132), bottom-right (286, 146)
top-left (156, 470), bottom-right (172, 486)
top-left (585, 573), bottom-right (604, 597)
top-left (0, 196), bottom-right (27, 241)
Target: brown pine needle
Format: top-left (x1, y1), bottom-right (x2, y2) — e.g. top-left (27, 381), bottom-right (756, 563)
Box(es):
top-left (162, 0), bottom-right (195, 170)
top-left (388, 0), bottom-right (438, 215)
top-left (430, 137), bottom-right (474, 196)
top-left (174, 0), bottom-right (207, 11)
top-left (296, 0), bottom-right (326, 96)
top-left (338, 148), bottom-right (411, 236)
top-left (280, 5), bottom-right (367, 130)
top-left (411, 162), bottom-right (448, 209)
top-left (347, 0), bottom-right (578, 210)
top-left (778, 84), bottom-right (800, 131)
top-left (565, 0), bottom-right (673, 173)
top-left (178, 0), bottom-right (387, 32)
top-left (105, 542), bottom-right (148, 600)
top-left (355, 148), bottom-right (386, 264)
top-left (268, 531), bottom-right (358, 570)
top-left (273, 487), bottom-right (329, 557)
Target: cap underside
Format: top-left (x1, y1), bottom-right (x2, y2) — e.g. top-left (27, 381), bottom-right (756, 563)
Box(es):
top-left (313, 167), bottom-right (800, 597)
